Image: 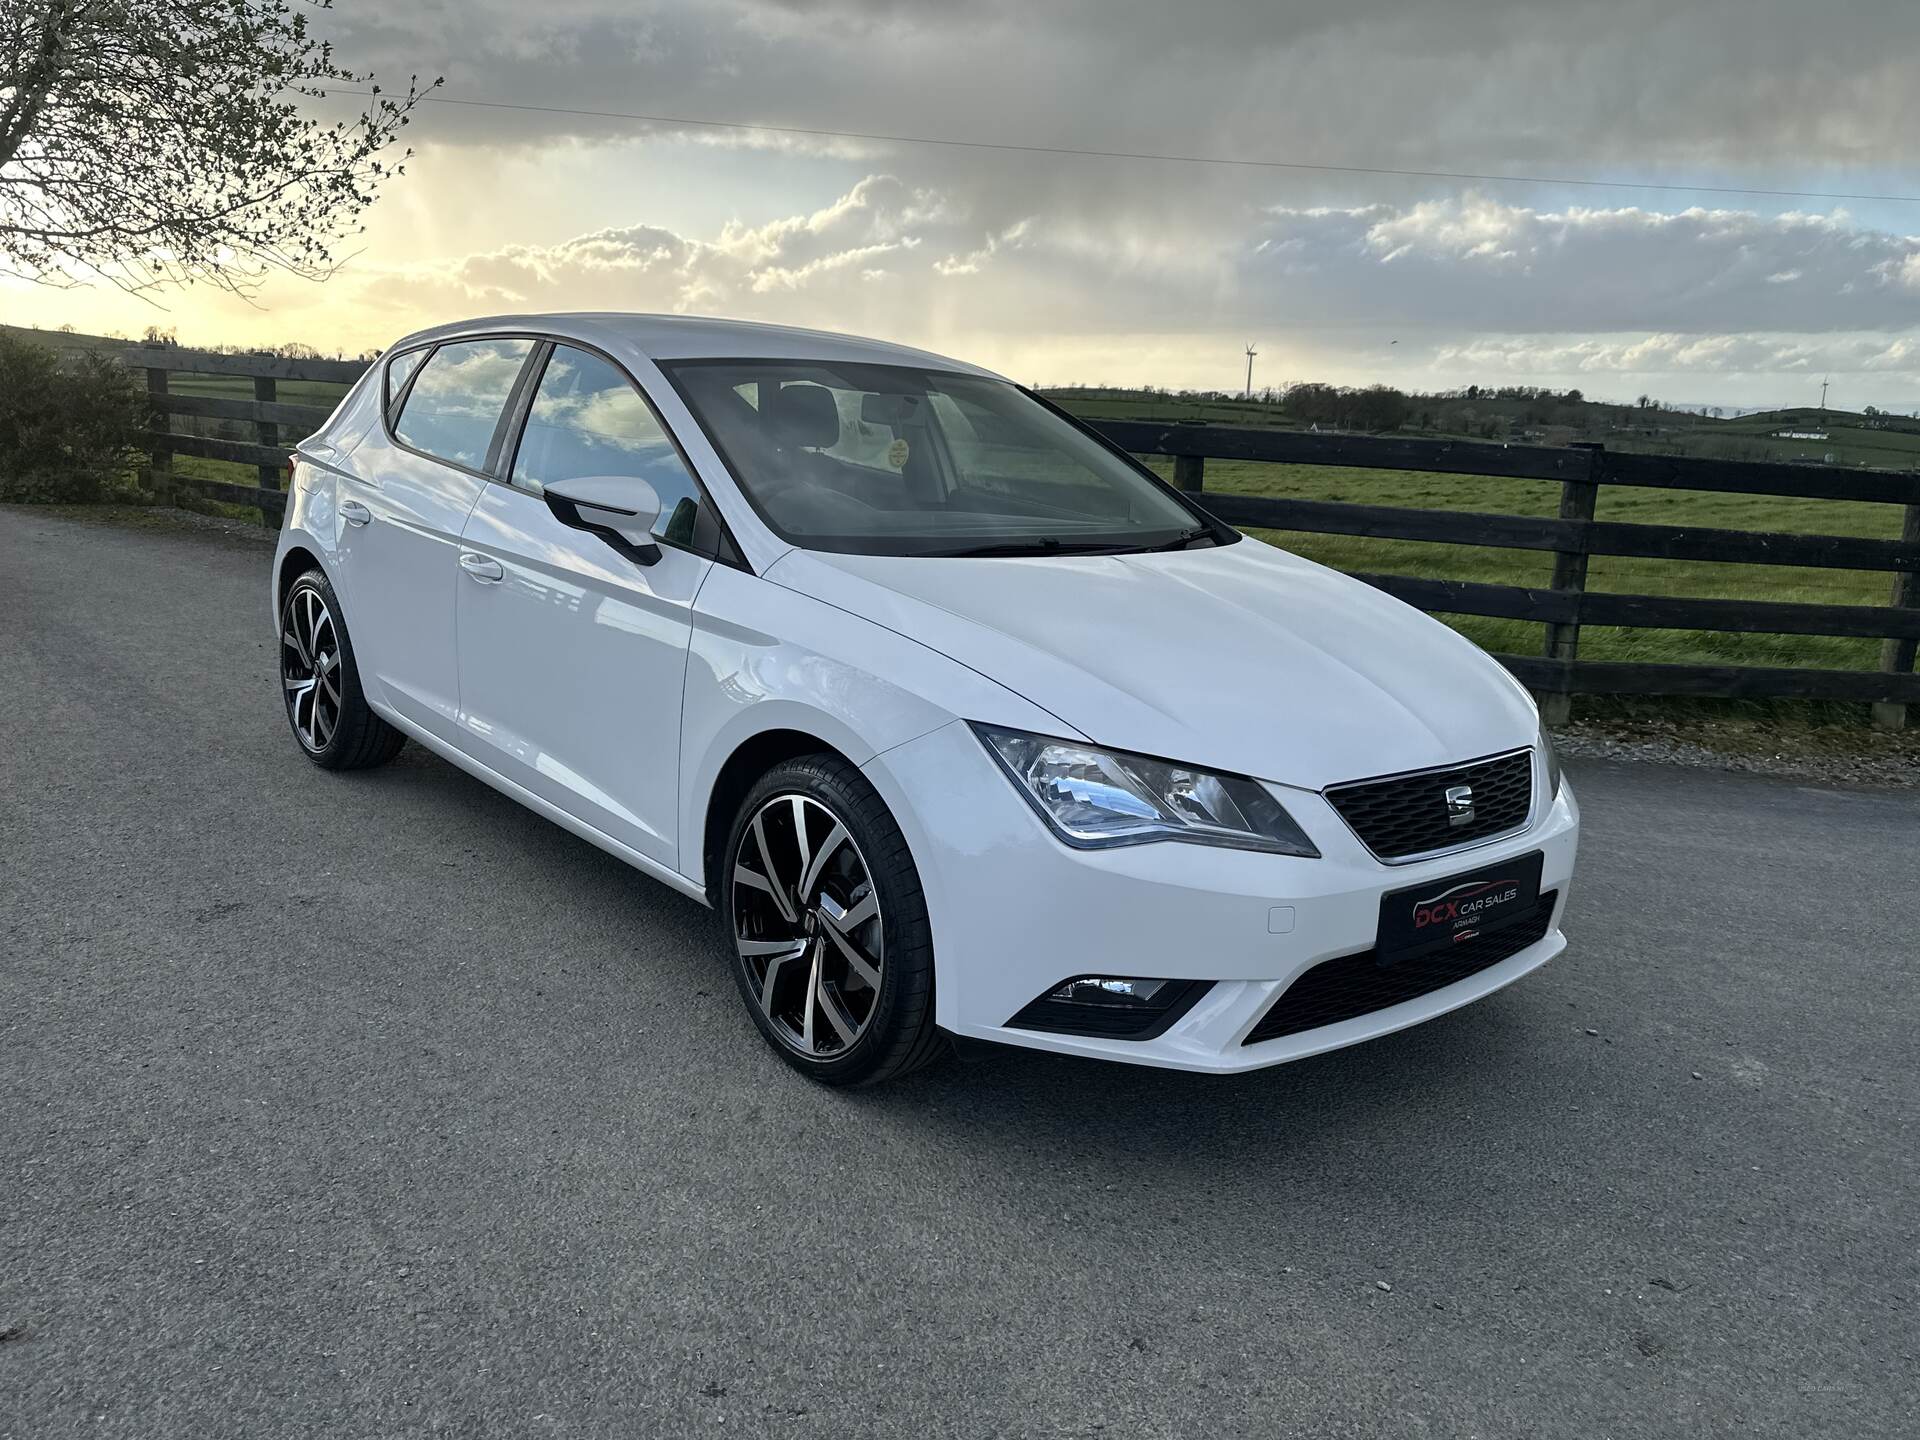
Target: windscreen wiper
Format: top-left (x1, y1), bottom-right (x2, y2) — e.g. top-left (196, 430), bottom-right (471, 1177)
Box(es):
top-left (1140, 526), bottom-right (1218, 552)
top-left (926, 538), bottom-right (1132, 558)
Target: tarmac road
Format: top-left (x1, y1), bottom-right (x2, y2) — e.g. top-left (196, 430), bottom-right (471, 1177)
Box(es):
top-left (2, 507), bottom-right (1915, 1438)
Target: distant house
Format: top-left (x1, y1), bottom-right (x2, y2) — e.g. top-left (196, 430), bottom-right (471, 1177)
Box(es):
top-left (1775, 429), bottom-right (1828, 441)
top-left (1518, 425), bottom-right (1575, 446)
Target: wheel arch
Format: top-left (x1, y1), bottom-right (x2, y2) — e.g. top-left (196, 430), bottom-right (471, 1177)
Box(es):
top-left (276, 542), bottom-right (327, 611)
top-left (272, 537), bottom-right (343, 648)
top-left (700, 727), bottom-right (861, 906)
top-left (677, 562), bottom-right (1069, 903)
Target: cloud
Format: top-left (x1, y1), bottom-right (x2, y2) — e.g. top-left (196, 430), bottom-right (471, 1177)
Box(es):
top-left (322, 0), bottom-right (1920, 186)
top-left (351, 175), bottom-right (1019, 323)
top-left (323, 175), bottom-right (1920, 405)
top-left (1435, 332), bottom-right (1920, 378)
top-left (12, 0), bottom-right (1920, 408)
top-left (1242, 198), bottom-right (1920, 333)
top-left (354, 183), bottom-right (1920, 346)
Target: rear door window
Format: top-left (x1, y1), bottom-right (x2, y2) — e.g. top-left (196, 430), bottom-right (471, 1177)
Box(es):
top-left (393, 338), bottom-right (535, 471)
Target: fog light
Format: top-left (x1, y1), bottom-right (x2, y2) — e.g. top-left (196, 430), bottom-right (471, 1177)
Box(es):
top-left (1008, 975), bottom-right (1212, 1040)
top-left (1047, 976), bottom-right (1174, 1006)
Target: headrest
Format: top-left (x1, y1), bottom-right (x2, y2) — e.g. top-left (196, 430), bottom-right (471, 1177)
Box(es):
top-left (765, 383), bottom-right (840, 448)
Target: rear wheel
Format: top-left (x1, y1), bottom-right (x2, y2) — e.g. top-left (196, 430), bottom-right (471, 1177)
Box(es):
top-left (279, 568), bottom-right (406, 771)
top-left (722, 754), bottom-right (943, 1086)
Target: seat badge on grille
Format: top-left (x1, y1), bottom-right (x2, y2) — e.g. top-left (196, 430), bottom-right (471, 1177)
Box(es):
top-left (1444, 785), bottom-right (1475, 827)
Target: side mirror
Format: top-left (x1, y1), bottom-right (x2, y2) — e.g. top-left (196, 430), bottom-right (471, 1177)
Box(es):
top-left (543, 473), bottom-right (662, 563)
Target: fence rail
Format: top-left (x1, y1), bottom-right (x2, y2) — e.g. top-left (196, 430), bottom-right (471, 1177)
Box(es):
top-left (121, 344), bottom-right (1920, 728)
top-left (1090, 420), bottom-right (1920, 727)
top-left (128, 343), bottom-right (367, 509)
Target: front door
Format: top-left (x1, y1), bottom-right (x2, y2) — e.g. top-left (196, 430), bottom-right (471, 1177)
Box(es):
top-left (454, 343), bottom-right (716, 872)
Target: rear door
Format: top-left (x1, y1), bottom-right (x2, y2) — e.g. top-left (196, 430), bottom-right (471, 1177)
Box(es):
top-left (454, 342), bottom-right (718, 871)
top-left (341, 336), bottom-right (536, 741)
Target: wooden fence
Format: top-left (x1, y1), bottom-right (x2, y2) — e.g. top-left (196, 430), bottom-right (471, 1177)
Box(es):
top-left (126, 345), bottom-right (1920, 729)
top-left (131, 343), bottom-right (366, 514)
top-left (1093, 421), bottom-right (1920, 730)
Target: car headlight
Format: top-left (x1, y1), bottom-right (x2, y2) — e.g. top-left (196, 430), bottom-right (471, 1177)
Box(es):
top-left (972, 724), bottom-right (1320, 857)
top-left (1538, 719), bottom-right (1563, 798)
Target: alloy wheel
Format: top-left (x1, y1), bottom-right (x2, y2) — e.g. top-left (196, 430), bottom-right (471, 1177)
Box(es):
top-left (732, 793), bottom-right (885, 1058)
top-left (280, 586), bottom-right (342, 753)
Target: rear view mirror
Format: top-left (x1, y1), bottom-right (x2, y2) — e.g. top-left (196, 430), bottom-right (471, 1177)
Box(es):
top-left (543, 473), bottom-right (662, 563)
top-left (860, 392), bottom-right (922, 426)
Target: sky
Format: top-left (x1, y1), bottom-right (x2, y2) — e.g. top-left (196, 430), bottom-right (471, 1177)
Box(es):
top-left (6, 0), bottom-right (1920, 409)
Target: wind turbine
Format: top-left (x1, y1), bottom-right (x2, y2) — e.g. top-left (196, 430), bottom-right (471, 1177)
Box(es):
top-left (1244, 343), bottom-right (1258, 400)
top-left (1819, 376), bottom-right (1830, 414)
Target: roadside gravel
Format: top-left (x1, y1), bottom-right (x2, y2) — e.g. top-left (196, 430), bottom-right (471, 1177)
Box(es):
top-left (1555, 718), bottom-right (1920, 789)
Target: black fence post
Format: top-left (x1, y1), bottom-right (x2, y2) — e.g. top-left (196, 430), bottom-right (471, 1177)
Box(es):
top-left (145, 366), bottom-right (172, 503)
top-left (1173, 454), bottom-right (1205, 493)
top-left (1872, 500), bottom-right (1920, 731)
top-left (253, 375), bottom-right (281, 527)
top-left (1540, 443), bottom-right (1602, 726)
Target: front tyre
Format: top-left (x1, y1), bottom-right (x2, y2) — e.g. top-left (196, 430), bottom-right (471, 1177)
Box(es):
top-left (723, 755), bottom-right (943, 1086)
top-left (279, 567), bottom-right (406, 771)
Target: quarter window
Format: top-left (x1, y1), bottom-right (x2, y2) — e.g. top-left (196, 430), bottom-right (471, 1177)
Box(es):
top-left (383, 346), bottom-right (427, 420)
top-left (393, 338), bottom-right (535, 471)
top-left (512, 346), bottom-right (704, 546)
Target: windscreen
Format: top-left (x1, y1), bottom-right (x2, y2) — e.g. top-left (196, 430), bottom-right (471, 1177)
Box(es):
top-left (661, 360), bottom-right (1223, 557)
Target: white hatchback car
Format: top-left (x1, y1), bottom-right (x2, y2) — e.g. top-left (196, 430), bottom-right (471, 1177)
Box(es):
top-left (273, 314), bottom-right (1579, 1084)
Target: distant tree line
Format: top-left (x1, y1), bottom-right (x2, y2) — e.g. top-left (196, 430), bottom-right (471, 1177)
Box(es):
top-left (1049, 379), bottom-right (1614, 437)
top-left (123, 326), bottom-right (374, 362)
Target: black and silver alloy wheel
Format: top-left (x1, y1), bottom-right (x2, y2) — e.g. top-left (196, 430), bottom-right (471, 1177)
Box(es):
top-left (281, 584), bottom-right (342, 754)
top-left (276, 568), bottom-right (406, 771)
top-left (732, 793), bottom-right (885, 1057)
top-left (721, 754), bottom-right (943, 1085)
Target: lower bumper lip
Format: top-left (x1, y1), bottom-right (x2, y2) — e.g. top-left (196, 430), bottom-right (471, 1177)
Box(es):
top-left (982, 923), bottom-right (1570, 1074)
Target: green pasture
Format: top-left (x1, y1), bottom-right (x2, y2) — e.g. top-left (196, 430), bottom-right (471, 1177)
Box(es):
top-left (1138, 457), bottom-right (1910, 674)
top-left (150, 380), bottom-right (1913, 683)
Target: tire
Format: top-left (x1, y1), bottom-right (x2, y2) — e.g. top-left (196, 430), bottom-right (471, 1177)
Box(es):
top-left (721, 753), bottom-right (945, 1086)
top-left (278, 567), bottom-right (406, 772)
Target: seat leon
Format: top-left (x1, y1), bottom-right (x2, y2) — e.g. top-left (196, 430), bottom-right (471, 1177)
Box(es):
top-left (272, 313), bottom-right (1579, 1085)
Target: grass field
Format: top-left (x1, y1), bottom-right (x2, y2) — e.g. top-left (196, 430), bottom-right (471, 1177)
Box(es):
top-left (9, 321), bottom-right (1905, 713)
top-left (142, 374), bottom-right (353, 523)
top-left (1044, 383), bottom-right (1920, 473)
top-left (1137, 457), bottom-right (1910, 675)
top-left (1049, 393), bottom-right (1296, 430)
top-left (164, 373), bottom-right (352, 411)
top-left (164, 428), bottom-right (1911, 676)
top-left (1650, 413), bottom-right (1920, 471)
top-left (106, 357), bottom-right (1911, 693)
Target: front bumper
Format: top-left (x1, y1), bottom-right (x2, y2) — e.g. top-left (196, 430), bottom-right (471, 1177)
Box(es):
top-left (862, 720), bottom-right (1580, 1074)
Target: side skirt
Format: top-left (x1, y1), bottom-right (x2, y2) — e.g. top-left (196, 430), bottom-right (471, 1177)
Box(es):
top-left (372, 702), bottom-right (713, 908)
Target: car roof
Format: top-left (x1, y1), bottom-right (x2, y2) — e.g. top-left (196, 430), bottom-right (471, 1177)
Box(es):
top-left (383, 312), bottom-right (1004, 379)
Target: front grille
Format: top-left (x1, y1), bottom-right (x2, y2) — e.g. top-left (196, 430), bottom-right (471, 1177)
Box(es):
top-left (1325, 750), bottom-right (1534, 861)
top-left (1242, 892), bottom-right (1558, 1045)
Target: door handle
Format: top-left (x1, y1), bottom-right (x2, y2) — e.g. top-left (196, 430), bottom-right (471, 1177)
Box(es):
top-left (339, 500), bottom-right (372, 527)
top-left (459, 551), bottom-right (504, 583)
